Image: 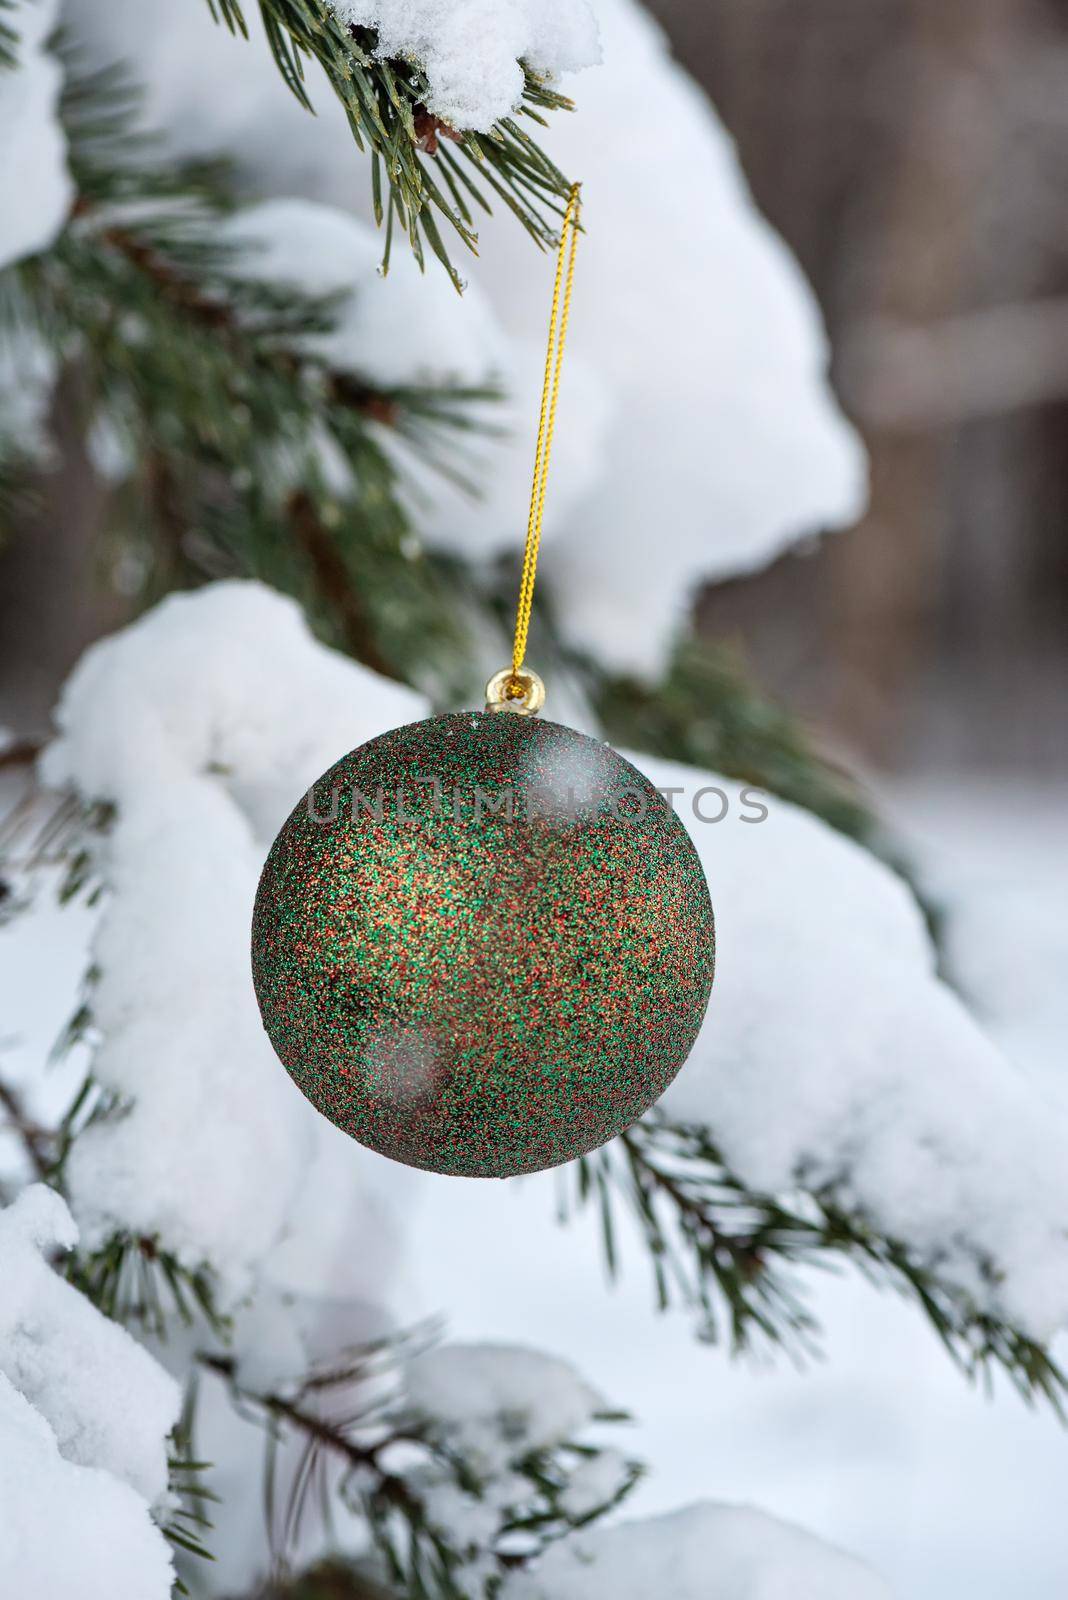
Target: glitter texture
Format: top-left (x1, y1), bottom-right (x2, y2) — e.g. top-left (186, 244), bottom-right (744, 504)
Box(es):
top-left (251, 714), bottom-right (715, 1178)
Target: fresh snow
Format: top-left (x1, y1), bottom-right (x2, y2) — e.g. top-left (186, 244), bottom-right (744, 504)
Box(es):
top-left (503, 1501), bottom-right (893, 1600)
top-left (40, 582), bottom-right (425, 1294)
top-left (218, 198), bottom-right (510, 389)
top-left (0, 1187), bottom-right (177, 1598)
top-left (492, 0), bottom-right (868, 675)
top-left (0, 1185), bottom-right (180, 1503)
top-left (0, 0), bottom-right (72, 271)
top-left (653, 754), bottom-right (1068, 1341)
top-left (329, 0), bottom-right (601, 130)
top-left (892, 778), bottom-right (1068, 1116)
top-left (404, 1341), bottom-right (603, 1471)
top-left (209, 196), bottom-right (609, 564)
top-left (400, 1340), bottom-right (625, 1594)
top-left (0, 1375), bottom-right (175, 1599)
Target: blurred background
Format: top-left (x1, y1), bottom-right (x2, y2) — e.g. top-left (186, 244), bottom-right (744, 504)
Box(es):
top-left (658, 0), bottom-right (1068, 777)
top-left (3, 0), bottom-right (1065, 783)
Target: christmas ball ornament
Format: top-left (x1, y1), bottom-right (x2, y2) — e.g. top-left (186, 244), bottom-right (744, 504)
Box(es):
top-left (251, 184), bottom-right (716, 1178)
top-left (251, 707), bottom-right (714, 1178)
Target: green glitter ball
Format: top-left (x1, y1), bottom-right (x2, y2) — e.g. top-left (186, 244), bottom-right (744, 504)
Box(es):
top-left (252, 713), bottom-right (715, 1178)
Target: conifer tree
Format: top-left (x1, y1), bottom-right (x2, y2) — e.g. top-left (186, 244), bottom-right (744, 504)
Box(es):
top-left (1, 5), bottom-right (1065, 1597)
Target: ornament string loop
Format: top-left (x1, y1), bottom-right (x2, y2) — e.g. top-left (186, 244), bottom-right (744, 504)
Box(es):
top-left (486, 182), bottom-right (582, 716)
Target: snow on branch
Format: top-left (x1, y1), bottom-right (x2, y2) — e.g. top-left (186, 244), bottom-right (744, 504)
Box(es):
top-left (197, 1334), bottom-right (640, 1594)
top-left (522, 0), bottom-right (866, 676)
top-left (0, 1186), bottom-right (178, 1597)
top-left (204, 0), bottom-right (591, 283)
top-left (642, 753), bottom-right (1068, 1354)
top-left (568, 1120), bottom-right (1067, 1409)
top-left (0, 1377), bottom-right (175, 1598)
top-left (0, 1184), bottom-right (180, 1499)
top-left (34, 580), bottom-right (1068, 1411)
top-left (39, 585), bottom-right (423, 1296)
top-left (327, 0), bottom-right (601, 131)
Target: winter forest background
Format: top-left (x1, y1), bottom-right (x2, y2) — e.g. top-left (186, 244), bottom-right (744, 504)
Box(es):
top-left (1, 1), bottom-right (1067, 1597)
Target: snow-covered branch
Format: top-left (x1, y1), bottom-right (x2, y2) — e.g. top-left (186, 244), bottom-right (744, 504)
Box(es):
top-left (570, 1119), bottom-right (1066, 1408)
top-left (203, 0), bottom-right (590, 283)
top-left (54, 0), bottom-right (866, 683)
top-left (32, 582), bottom-right (1068, 1406)
top-left (199, 1338), bottom-right (641, 1595)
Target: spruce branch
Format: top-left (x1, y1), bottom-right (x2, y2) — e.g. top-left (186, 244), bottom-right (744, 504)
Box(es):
top-left (203, 0), bottom-right (575, 287)
top-left (69, 1228), bottom-right (230, 1343)
top-left (164, 1419), bottom-right (220, 1589)
top-left (286, 487), bottom-right (397, 678)
top-left (199, 1336), bottom-right (641, 1600)
top-left (3, 54), bottom-right (495, 688)
top-left (0, 761), bottom-right (110, 931)
top-left (566, 1116), bottom-right (1068, 1415)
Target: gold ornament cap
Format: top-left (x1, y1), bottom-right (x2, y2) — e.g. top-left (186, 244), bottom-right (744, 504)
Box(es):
top-left (485, 666), bottom-right (546, 716)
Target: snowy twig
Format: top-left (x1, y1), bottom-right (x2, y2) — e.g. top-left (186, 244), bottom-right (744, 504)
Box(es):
top-left (70, 1229), bottom-right (230, 1343)
top-left (198, 1339), bottom-right (642, 1599)
top-left (204, 0), bottom-right (579, 286)
top-left (200, 1346), bottom-right (430, 1517)
top-left (162, 1425), bottom-right (220, 1581)
top-left (568, 1118), bottom-right (1068, 1414)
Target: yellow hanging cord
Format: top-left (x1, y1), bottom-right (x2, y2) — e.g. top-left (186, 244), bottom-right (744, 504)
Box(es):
top-left (487, 184), bottom-right (581, 714)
